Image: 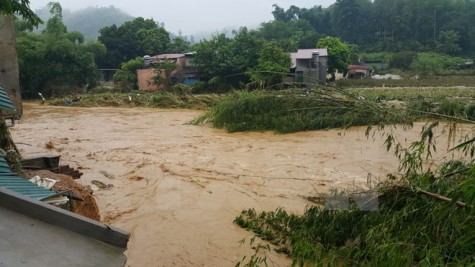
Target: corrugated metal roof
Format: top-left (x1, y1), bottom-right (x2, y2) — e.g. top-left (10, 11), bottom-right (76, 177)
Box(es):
top-left (0, 86), bottom-right (16, 113)
top-left (348, 65), bottom-right (369, 70)
top-left (0, 157), bottom-right (56, 201)
top-left (152, 54), bottom-right (185, 60)
top-left (291, 48), bottom-right (328, 68)
top-left (0, 175), bottom-right (58, 200)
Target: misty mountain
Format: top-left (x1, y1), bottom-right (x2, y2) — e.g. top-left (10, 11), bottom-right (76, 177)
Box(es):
top-left (34, 6), bottom-right (134, 40)
top-left (32, 5), bottom-right (254, 43)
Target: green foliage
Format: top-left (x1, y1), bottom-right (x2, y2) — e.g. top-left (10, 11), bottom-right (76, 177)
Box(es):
top-left (193, 28), bottom-right (263, 88)
top-left (317, 36), bottom-right (351, 80)
top-left (266, 0), bottom-right (475, 55)
top-left (436, 100), bottom-right (465, 118)
top-left (16, 4), bottom-right (99, 98)
top-left (113, 57), bottom-right (144, 90)
top-left (98, 17), bottom-right (170, 68)
top-left (337, 75), bottom-right (475, 88)
top-left (193, 89), bottom-right (411, 133)
top-left (247, 42), bottom-right (291, 88)
top-left (234, 237), bottom-right (270, 267)
top-left (235, 127), bottom-right (475, 266)
top-left (0, 0), bottom-right (42, 26)
top-left (168, 37), bottom-right (190, 53)
top-left (46, 91), bottom-right (222, 109)
top-left (151, 59), bottom-right (179, 91)
top-left (464, 103), bottom-right (475, 121)
top-left (257, 19), bottom-right (320, 51)
top-left (437, 30), bottom-right (461, 55)
top-left (411, 53), bottom-right (466, 75)
top-left (360, 52), bottom-right (392, 63)
top-left (169, 84), bottom-right (192, 95)
top-left (83, 41), bottom-right (107, 68)
top-left (42, 2), bottom-right (66, 40)
top-left (332, 0), bottom-right (365, 44)
top-left (389, 51), bottom-right (418, 70)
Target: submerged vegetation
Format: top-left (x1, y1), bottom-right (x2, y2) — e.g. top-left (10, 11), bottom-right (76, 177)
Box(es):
top-left (193, 89), bottom-right (412, 133)
top-left (46, 91), bottom-right (222, 110)
top-left (234, 122), bottom-right (475, 266)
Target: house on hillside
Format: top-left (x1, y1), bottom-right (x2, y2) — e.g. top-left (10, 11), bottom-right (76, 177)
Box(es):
top-left (137, 52), bottom-right (200, 91)
top-left (287, 48), bottom-right (328, 87)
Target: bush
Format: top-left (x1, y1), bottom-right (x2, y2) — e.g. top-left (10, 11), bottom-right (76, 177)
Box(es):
top-left (436, 99), bottom-right (464, 117)
top-left (389, 51), bottom-right (417, 70)
top-left (464, 102), bottom-right (475, 121)
top-left (407, 98), bottom-right (434, 116)
top-left (411, 53), bottom-right (466, 75)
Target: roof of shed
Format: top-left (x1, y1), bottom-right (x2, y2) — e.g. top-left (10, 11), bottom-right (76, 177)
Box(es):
top-left (0, 157), bottom-right (57, 201)
top-left (152, 53), bottom-right (185, 60)
top-left (348, 65), bottom-right (369, 70)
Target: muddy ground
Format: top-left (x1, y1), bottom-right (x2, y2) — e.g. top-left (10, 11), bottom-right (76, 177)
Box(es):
top-left (10, 103), bottom-right (470, 266)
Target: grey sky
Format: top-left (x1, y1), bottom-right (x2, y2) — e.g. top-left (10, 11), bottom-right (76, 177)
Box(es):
top-left (30, 0), bottom-right (336, 35)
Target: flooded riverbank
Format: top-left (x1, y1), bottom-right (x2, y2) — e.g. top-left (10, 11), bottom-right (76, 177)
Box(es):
top-left (11, 103), bottom-right (469, 266)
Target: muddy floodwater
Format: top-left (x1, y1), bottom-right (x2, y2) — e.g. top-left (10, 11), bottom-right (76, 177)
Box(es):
top-left (11, 103), bottom-right (471, 266)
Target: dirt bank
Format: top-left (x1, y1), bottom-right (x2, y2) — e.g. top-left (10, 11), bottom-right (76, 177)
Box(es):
top-left (22, 169), bottom-right (100, 221)
top-left (10, 103), bottom-right (470, 266)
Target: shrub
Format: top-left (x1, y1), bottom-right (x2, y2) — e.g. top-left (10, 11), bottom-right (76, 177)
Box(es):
top-left (436, 99), bottom-right (464, 117)
top-left (389, 51), bottom-right (417, 70)
top-left (464, 102), bottom-right (475, 121)
top-left (411, 53), bottom-right (466, 75)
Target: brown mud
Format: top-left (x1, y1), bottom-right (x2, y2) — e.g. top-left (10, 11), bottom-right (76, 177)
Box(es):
top-left (22, 169), bottom-right (100, 220)
top-left (10, 103), bottom-right (471, 266)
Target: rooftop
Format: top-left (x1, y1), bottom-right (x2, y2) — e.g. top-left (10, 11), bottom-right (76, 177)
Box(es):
top-left (291, 48), bottom-right (328, 68)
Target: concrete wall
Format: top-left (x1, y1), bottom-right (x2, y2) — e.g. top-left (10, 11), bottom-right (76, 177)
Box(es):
top-left (0, 207), bottom-right (127, 267)
top-left (0, 16), bottom-right (22, 118)
top-left (295, 57), bottom-right (328, 86)
top-left (137, 69), bottom-right (161, 91)
top-left (0, 187), bottom-right (130, 248)
top-left (318, 57), bottom-right (328, 83)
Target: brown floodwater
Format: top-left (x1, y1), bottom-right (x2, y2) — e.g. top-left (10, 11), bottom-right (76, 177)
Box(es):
top-left (10, 103), bottom-right (472, 266)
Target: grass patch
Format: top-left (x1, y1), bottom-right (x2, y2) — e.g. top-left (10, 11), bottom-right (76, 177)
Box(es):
top-left (336, 75), bottom-right (475, 88)
top-left (46, 91), bottom-right (222, 109)
top-left (349, 87), bottom-right (475, 102)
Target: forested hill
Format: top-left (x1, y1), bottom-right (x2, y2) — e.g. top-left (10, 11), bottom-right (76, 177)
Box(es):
top-left (34, 6), bottom-right (134, 40)
top-left (272, 0), bottom-right (475, 55)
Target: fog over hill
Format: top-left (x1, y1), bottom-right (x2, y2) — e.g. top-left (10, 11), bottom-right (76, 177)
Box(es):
top-left (34, 6), bottom-right (134, 40)
top-left (33, 5), bottom-right (246, 42)
top-left (30, 0), bottom-right (334, 36)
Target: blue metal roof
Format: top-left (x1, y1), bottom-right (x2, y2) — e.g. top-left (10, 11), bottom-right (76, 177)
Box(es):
top-left (0, 86), bottom-right (16, 113)
top-left (0, 157), bottom-right (57, 201)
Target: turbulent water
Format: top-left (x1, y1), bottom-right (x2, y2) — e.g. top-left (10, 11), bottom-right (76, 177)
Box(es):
top-left (11, 103), bottom-right (469, 266)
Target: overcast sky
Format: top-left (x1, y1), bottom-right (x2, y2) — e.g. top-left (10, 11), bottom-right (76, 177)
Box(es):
top-left (30, 0), bottom-right (336, 35)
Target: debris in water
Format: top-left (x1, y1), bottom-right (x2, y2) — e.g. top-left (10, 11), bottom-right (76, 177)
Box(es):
top-left (91, 180), bottom-right (113, 189)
